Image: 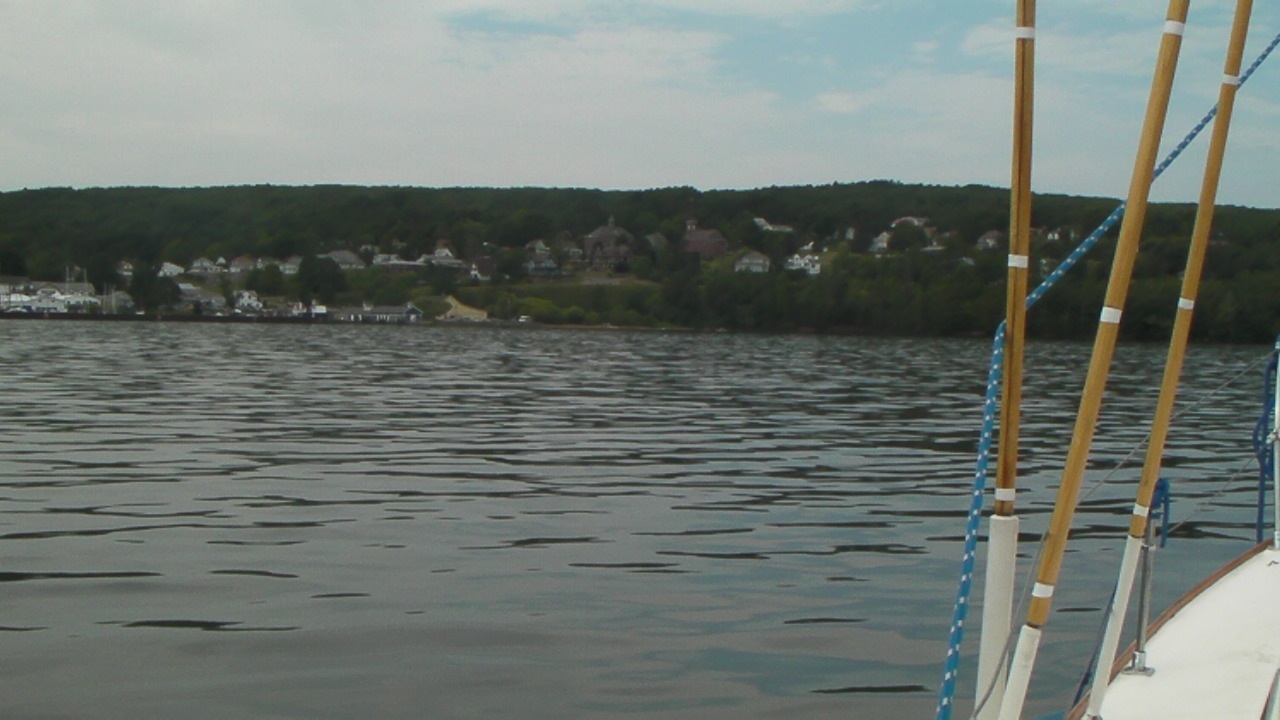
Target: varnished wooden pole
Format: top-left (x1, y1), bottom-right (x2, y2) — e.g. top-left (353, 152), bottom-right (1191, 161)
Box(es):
top-left (995, 0), bottom-right (1036, 519)
top-left (1083, 3), bottom-right (1254, 716)
top-left (976, 2), bottom-right (1036, 716)
top-left (997, 2), bottom-right (1192, 717)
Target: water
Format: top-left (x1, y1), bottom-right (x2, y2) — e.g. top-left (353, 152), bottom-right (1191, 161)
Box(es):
top-left (0, 321), bottom-right (1269, 719)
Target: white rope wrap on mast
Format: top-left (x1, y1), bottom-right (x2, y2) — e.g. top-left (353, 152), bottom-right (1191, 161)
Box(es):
top-left (1084, 535), bottom-right (1147, 719)
top-left (976, 515), bottom-right (1019, 720)
top-left (997, 627), bottom-right (1043, 720)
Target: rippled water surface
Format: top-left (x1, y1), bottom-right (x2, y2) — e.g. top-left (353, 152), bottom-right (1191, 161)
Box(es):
top-left (0, 322), bottom-right (1269, 718)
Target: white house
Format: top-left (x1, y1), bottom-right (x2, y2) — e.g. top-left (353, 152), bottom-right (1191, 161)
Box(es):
top-left (188, 257), bottom-right (220, 274)
top-left (976, 230), bottom-right (1005, 250)
top-left (235, 290), bottom-right (264, 312)
top-left (870, 232), bottom-right (892, 254)
top-left (425, 247), bottom-right (468, 271)
top-left (785, 253), bottom-right (822, 275)
top-left (734, 250), bottom-right (771, 273)
top-left (323, 250), bottom-right (366, 270)
top-left (753, 217), bottom-right (795, 234)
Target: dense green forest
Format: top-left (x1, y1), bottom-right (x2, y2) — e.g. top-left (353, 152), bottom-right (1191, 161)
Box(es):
top-left (0, 182), bottom-right (1277, 342)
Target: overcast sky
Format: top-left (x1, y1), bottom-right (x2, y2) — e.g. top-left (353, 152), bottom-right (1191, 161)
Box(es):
top-left (1, 1), bottom-right (1276, 207)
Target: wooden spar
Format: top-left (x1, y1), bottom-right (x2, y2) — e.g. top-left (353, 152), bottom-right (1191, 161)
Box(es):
top-left (996, 2), bottom-right (1191, 718)
top-left (994, 0), bottom-right (1036, 521)
top-left (976, 1), bottom-right (1035, 716)
top-left (1081, 3), bottom-right (1256, 717)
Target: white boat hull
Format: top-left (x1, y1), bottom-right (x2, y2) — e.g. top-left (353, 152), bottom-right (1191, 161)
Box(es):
top-left (1072, 543), bottom-right (1280, 719)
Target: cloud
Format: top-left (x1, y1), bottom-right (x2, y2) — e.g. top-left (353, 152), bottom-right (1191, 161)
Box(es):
top-left (430, 0), bottom-right (876, 22)
top-left (962, 20), bottom-right (1166, 78)
top-left (0, 0), bottom-right (1273, 207)
top-left (815, 91), bottom-right (868, 115)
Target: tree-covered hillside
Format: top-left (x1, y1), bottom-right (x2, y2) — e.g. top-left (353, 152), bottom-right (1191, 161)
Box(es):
top-left (0, 182), bottom-right (1276, 341)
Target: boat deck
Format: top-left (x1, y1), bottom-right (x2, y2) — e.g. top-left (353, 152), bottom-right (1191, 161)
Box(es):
top-left (1091, 544), bottom-right (1280, 719)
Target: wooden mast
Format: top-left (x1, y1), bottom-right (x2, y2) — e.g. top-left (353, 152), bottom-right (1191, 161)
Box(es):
top-left (1081, 2), bottom-right (1255, 716)
top-left (976, 1), bottom-right (1036, 716)
top-left (996, 2), bottom-right (1191, 717)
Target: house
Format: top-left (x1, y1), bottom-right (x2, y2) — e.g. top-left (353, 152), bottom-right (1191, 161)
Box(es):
top-left (525, 239), bottom-right (560, 277)
top-left (281, 255), bottom-right (304, 276)
top-left (470, 257), bottom-right (496, 283)
top-left (583, 217), bottom-right (634, 270)
top-left (754, 217), bottom-right (795, 234)
top-left (976, 230), bottom-right (1006, 251)
top-left (234, 290), bottom-right (264, 313)
top-left (27, 291), bottom-right (67, 314)
top-left (682, 220), bottom-right (729, 261)
top-left (158, 261), bottom-right (185, 278)
top-left (231, 255), bottom-right (262, 274)
top-left (785, 253), bottom-right (822, 275)
top-left (116, 261), bottom-right (135, 279)
top-left (323, 250), bottom-right (366, 270)
top-left (0, 276), bottom-right (32, 306)
top-left (188, 257), bottom-right (220, 275)
top-left (870, 232), bottom-right (892, 254)
top-left (288, 301), bottom-right (327, 318)
top-left (1045, 227), bottom-right (1075, 243)
top-left (425, 246), bottom-right (468, 272)
top-left (372, 254), bottom-right (426, 272)
top-left (734, 250), bottom-right (771, 273)
top-left (557, 236), bottom-right (585, 267)
top-left (31, 284), bottom-right (100, 313)
top-left (355, 302), bottom-right (424, 323)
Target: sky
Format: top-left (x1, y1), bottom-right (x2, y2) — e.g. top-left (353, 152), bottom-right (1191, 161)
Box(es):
top-left (0, 1), bottom-right (1276, 208)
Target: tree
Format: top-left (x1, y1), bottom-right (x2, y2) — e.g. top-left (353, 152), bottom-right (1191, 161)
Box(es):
top-left (127, 261), bottom-right (181, 312)
top-left (0, 245), bottom-right (26, 276)
top-left (890, 222), bottom-right (930, 251)
top-left (83, 254), bottom-right (122, 293)
top-left (295, 256), bottom-right (346, 305)
top-left (247, 264), bottom-right (286, 296)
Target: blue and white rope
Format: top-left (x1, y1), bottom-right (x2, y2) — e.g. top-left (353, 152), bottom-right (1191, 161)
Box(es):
top-left (935, 322), bottom-right (1006, 719)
